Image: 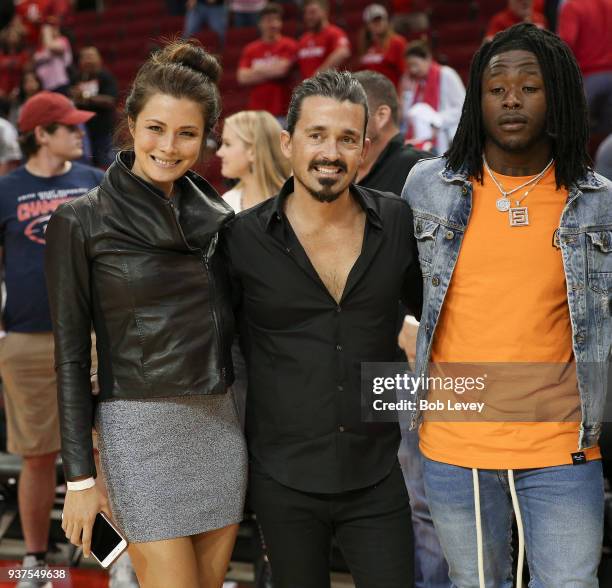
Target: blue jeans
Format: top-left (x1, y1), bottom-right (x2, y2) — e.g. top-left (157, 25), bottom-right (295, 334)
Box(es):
top-left (399, 429), bottom-right (451, 588)
top-left (232, 11), bottom-right (260, 27)
top-left (422, 457), bottom-right (604, 588)
top-left (183, 3), bottom-right (227, 45)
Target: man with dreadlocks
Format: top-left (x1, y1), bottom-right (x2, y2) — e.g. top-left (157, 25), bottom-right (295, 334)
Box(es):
top-left (399, 23), bottom-right (611, 586)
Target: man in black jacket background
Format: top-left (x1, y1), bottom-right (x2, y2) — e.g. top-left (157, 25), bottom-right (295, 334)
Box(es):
top-left (355, 70), bottom-right (451, 588)
top-left (354, 70), bottom-right (429, 195)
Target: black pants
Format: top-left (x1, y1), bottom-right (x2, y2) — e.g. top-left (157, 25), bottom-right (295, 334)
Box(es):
top-left (249, 461), bottom-right (414, 588)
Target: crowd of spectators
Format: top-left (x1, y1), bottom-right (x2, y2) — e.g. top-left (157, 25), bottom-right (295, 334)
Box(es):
top-left (0, 0), bottom-right (119, 172)
top-left (205, 0), bottom-right (612, 176)
top-left (1, 0), bottom-right (611, 178)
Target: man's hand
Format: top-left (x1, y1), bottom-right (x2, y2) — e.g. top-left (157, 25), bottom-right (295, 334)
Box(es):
top-left (398, 317), bottom-right (419, 365)
top-left (71, 86), bottom-right (85, 104)
top-left (266, 59), bottom-right (290, 78)
top-left (90, 373), bottom-right (99, 395)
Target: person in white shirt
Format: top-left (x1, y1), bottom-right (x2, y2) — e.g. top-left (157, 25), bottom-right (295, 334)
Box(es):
top-left (0, 98), bottom-right (21, 175)
top-left (399, 40), bottom-right (466, 154)
top-left (217, 109), bottom-right (290, 213)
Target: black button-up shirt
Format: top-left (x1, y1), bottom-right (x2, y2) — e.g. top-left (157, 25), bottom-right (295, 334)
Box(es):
top-left (223, 178), bottom-right (422, 493)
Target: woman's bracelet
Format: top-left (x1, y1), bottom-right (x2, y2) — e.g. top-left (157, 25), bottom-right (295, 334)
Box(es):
top-left (67, 477), bottom-right (95, 491)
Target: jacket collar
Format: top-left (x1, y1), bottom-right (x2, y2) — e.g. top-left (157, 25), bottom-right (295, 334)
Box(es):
top-left (573, 169), bottom-right (605, 191)
top-left (262, 176), bottom-right (383, 232)
top-left (101, 151), bottom-right (234, 250)
top-left (439, 159), bottom-right (469, 183)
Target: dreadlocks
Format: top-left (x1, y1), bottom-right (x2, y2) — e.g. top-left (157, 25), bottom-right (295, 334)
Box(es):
top-left (445, 23), bottom-right (591, 189)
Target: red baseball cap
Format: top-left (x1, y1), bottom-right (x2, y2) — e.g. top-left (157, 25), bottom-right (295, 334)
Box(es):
top-left (18, 91), bottom-right (95, 133)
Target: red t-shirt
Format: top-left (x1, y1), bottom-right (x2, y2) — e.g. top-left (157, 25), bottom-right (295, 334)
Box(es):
top-left (392, 0), bottom-right (411, 12)
top-left (558, 0), bottom-right (612, 75)
top-left (0, 51), bottom-right (30, 96)
top-left (391, 0), bottom-right (429, 12)
top-left (15, 0), bottom-right (54, 45)
top-left (358, 34), bottom-right (407, 87)
top-left (239, 36), bottom-right (298, 116)
top-left (486, 9), bottom-right (547, 39)
top-left (297, 24), bottom-right (350, 79)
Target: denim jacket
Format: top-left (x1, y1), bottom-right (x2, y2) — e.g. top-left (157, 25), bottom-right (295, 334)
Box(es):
top-left (402, 156), bottom-right (612, 450)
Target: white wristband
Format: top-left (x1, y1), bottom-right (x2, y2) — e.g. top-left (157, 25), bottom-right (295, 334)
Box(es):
top-left (67, 477), bottom-right (95, 491)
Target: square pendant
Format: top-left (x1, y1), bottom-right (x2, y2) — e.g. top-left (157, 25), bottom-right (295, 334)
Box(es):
top-left (509, 207), bottom-right (529, 226)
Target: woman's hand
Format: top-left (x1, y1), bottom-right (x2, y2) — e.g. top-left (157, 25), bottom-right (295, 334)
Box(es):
top-left (62, 483), bottom-right (111, 558)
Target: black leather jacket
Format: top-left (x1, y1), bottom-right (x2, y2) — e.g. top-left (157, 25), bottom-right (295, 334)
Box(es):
top-left (45, 152), bottom-right (235, 480)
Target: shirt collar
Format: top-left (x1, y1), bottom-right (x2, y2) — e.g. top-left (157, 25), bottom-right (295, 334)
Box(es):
top-left (263, 177), bottom-right (384, 232)
top-left (361, 133), bottom-right (404, 180)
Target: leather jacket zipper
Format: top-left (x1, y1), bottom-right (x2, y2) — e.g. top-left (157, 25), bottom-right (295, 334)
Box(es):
top-left (168, 201), bottom-right (226, 387)
top-left (203, 234), bottom-right (226, 386)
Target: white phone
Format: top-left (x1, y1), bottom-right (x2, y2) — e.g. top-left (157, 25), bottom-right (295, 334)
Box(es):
top-left (90, 512), bottom-right (128, 568)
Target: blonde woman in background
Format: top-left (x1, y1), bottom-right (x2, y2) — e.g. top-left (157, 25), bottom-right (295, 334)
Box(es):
top-left (217, 108), bottom-right (290, 426)
top-left (217, 110), bottom-right (290, 585)
top-left (217, 110), bottom-right (290, 213)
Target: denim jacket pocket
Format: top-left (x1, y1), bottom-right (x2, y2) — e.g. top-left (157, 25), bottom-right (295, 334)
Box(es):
top-left (586, 230), bottom-right (612, 293)
top-left (414, 218), bottom-right (439, 276)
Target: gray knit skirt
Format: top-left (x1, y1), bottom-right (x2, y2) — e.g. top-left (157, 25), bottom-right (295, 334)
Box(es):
top-left (95, 391), bottom-right (248, 543)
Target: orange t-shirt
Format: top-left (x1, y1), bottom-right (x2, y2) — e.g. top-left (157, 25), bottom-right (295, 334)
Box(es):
top-left (420, 166), bottom-right (601, 469)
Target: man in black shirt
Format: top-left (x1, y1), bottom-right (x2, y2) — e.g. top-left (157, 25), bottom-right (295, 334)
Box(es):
top-left (355, 70), bottom-right (452, 588)
top-left (224, 71), bottom-right (421, 587)
top-left (355, 70), bottom-right (429, 195)
top-left (72, 47), bottom-right (118, 167)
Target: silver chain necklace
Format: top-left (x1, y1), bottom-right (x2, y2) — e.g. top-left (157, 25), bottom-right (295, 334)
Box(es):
top-left (483, 156), bottom-right (554, 227)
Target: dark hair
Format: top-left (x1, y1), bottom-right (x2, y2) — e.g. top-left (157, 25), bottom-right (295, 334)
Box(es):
top-left (359, 17), bottom-right (393, 57)
top-left (303, 0), bottom-right (328, 10)
top-left (405, 40), bottom-right (431, 60)
top-left (18, 71), bottom-right (43, 104)
top-left (124, 39), bottom-right (221, 140)
top-left (353, 70), bottom-right (399, 126)
top-left (19, 123), bottom-right (59, 160)
top-left (286, 70), bottom-right (369, 136)
top-left (260, 2), bottom-right (283, 18)
top-left (446, 23), bottom-right (590, 189)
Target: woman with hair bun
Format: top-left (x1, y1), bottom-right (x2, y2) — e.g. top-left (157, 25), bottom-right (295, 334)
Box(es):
top-left (217, 109), bottom-right (290, 213)
top-left (45, 40), bottom-right (247, 587)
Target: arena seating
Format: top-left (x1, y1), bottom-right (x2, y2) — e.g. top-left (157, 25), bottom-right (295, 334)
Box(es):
top-left (68, 0), bottom-right (509, 187)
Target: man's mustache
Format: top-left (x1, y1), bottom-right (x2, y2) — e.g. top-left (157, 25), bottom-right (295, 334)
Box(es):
top-left (308, 159), bottom-right (348, 172)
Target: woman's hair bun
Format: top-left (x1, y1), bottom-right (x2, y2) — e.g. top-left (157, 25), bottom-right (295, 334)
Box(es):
top-left (154, 39), bottom-right (221, 85)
